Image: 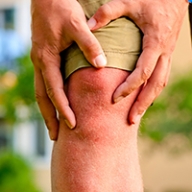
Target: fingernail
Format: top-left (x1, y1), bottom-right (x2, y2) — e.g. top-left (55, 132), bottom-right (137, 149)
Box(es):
top-left (94, 54), bottom-right (107, 67)
top-left (114, 96), bottom-right (124, 103)
top-left (49, 131), bottom-right (57, 141)
top-left (87, 17), bottom-right (97, 29)
top-left (64, 119), bottom-right (74, 129)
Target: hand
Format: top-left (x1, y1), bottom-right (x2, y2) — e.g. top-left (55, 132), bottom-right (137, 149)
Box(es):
top-left (87, 0), bottom-right (189, 124)
top-left (31, 0), bottom-right (106, 140)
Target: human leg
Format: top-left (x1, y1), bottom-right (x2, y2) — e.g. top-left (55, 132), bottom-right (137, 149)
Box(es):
top-left (51, 67), bottom-right (143, 192)
top-left (51, 0), bottom-right (142, 190)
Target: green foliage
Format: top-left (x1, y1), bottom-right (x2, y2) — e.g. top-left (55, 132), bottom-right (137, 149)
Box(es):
top-left (0, 152), bottom-right (41, 192)
top-left (141, 71), bottom-right (192, 144)
top-left (0, 53), bottom-right (40, 123)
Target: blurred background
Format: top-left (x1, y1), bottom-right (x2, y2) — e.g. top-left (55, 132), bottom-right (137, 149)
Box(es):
top-left (0, 0), bottom-right (192, 192)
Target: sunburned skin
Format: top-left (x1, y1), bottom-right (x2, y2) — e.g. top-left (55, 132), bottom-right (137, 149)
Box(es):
top-left (51, 67), bottom-right (143, 192)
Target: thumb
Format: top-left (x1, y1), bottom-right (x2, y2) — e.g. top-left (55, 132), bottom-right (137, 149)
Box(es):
top-left (75, 28), bottom-right (107, 68)
top-left (87, 0), bottom-right (130, 30)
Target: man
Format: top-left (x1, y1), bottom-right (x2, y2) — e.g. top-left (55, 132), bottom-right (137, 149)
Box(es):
top-left (31, 0), bottom-right (189, 191)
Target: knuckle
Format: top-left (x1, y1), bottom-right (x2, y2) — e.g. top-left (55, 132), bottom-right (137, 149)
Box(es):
top-left (46, 87), bottom-right (56, 100)
top-left (141, 67), bottom-right (152, 81)
top-left (35, 91), bottom-right (47, 105)
top-left (69, 14), bottom-right (82, 31)
top-left (158, 80), bottom-right (167, 89)
top-left (166, 44), bottom-right (175, 55)
top-left (31, 45), bottom-right (57, 69)
top-left (31, 46), bottom-right (45, 67)
top-left (143, 34), bottom-right (166, 52)
top-left (97, 4), bottom-right (112, 21)
top-left (30, 47), bottom-right (43, 67)
top-left (153, 81), bottom-right (167, 96)
top-left (37, 49), bottom-right (49, 66)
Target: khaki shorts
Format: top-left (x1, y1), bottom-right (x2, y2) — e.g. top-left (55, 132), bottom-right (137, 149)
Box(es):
top-left (61, 0), bottom-right (142, 79)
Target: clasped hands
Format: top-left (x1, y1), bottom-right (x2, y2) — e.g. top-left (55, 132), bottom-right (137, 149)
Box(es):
top-left (31, 0), bottom-right (189, 140)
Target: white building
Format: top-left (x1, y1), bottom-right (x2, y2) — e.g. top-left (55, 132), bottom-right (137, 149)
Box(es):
top-left (0, 1), bottom-right (52, 191)
top-left (0, 0), bottom-right (31, 47)
top-left (0, 0), bottom-right (31, 67)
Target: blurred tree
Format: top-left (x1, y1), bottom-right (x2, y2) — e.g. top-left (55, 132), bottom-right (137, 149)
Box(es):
top-left (0, 151), bottom-right (41, 192)
top-left (0, 52), bottom-right (40, 123)
top-left (141, 70), bottom-right (192, 147)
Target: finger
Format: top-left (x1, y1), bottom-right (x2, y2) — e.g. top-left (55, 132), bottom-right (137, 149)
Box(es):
top-left (40, 54), bottom-right (76, 129)
top-left (32, 47), bottom-right (77, 130)
top-left (34, 68), bottom-right (59, 140)
top-left (87, 0), bottom-right (130, 30)
top-left (70, 20), bottom-right (107, 68)
top-left (128, 55), bottom-right (171, 124)
top-left (113, 47), bottom-right (161, 103)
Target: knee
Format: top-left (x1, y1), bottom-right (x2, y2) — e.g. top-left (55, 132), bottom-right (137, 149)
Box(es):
top-left (66, 68), bottom-right (116, 142)
top-left (67, 67), bottom-right (128, 103)
top-left (66, 67), bottom-right (131, 122)
top-left (68, 68), bottom-right (114, 100)
top-left (64, 68), bottom-right (138, 144)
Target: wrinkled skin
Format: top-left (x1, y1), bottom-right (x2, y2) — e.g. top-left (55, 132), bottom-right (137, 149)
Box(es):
top-left (31, 0), bottom-right (106, 140)
top-left (31, 0), bottom-right (189, 140)
top-left (88, 0), bottom-right (189, 123)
